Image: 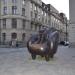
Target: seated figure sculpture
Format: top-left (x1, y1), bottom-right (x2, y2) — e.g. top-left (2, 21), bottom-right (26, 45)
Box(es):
top-left (27, 27), bottom-right (59, 61)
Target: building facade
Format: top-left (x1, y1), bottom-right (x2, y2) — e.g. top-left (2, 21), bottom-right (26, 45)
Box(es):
top-left (0, 0), bottom-right (1, 44)
top-left (0, 0), bottom-right (30, 44)
top-left (0, 0), bottom-right (67, 46)
top-left (69, 0), bottom-right (75, 47)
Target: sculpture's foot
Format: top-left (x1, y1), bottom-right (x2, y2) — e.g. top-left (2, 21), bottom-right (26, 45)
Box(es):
top-left (50, 54), bottom-right (54, 58)
top-left (31, 54), bottom-right (36, 60)
top-left (45, 55), bottom-right (50, 61)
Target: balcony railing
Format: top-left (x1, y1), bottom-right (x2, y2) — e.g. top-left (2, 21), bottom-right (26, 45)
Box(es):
top-left (31, 17), bottom-right (42, 25)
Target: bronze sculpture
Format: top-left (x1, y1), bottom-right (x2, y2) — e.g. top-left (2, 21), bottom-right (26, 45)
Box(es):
top-left (27, 27), bottom-right (59, 61)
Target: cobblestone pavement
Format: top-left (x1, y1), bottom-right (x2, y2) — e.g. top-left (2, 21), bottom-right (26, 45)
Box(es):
top-left (0, 46), bottom-right (75, 75)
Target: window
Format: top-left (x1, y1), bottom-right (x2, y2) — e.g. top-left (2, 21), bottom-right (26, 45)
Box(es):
top-left (2, 33), bottom-right (6, 42)
top-left (35, 25), bottom-right (37, 30)
top-left (11, 33), bottom-right (17, 39)
top-left (34, 6), bottom-right (37, 11)
top-left (22, 33), bottom-right (26, 41)
top-left (38, 15), bottom-right (40, 20)
top-left (3, 0), bottom-right (7, 4)
top-left (45, 13), bottom-right (47, 16)
top-left (30, 2), bottom-right (33, 9)
top-left (22, 0), bottom-right (25, 5)
top-left (22, 19), bottom-right (26, 29)
top-left (12, 19), bottom-right (17, 28)
top-left (42, 17), bottom-right (44, 22)
top-left (42, 11), bottom-right (44, 15)
top-left (31, 24), bottom-right (33, 30)
top-left (12, 6), bottom-right (17, 14)
top-left (3, 19), bottom-right (6, 29)
top-left (31, 11), bottom-right (33, 18)
top-left (22, 8), bottom-right (25, 16)
top-left (12, 0), bottom-right (16, 3)
top-left (35, 13), bottom-right (37, 18)
top-left (3, 7), bottom-right (7, 15)
top-left (39, 25), bottom-right (41, 30)
top-left (45, 19), bottom-right (47, 23)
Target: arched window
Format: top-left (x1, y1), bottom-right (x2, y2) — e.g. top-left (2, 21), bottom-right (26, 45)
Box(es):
top-left (11, 33), bottom-right (17, 39)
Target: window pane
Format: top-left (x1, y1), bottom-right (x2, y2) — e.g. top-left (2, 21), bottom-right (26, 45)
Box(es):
top-left (22, 33), bottom-right (25, 41)
top-left (12, 6), bottom-right (17, 14)
top-left (2, 33), bottom-right (6, 41)
top-left (22, 8), bottom-right (25, 16)
top-left (22, 0), bottom-right (25, 5)
top-left (22, 19), bottom-right (26, 29)
top-left (3, 0), bottom-right (7, 4)
top-left (3, 19), bottom-right (6, 29)
top-left (12, 19), bottom-right (17, 28)
top-left (11, 33), bottom-right (17, 39)
top-left (12, 0), bottom-right (16, 3)
top-left (3, 7), bottom-right (7, 15)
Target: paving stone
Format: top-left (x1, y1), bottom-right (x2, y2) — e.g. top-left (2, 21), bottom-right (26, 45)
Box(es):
top-left (0, 46), bottom-right (75, 75)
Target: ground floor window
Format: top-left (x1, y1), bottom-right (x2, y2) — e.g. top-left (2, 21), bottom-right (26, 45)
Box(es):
top-left (11, 33), bottom-right (17, 39)
top-left (2, 33), bottom-right (6, 42)
top-left (22, 33), bottom-right (26, 41)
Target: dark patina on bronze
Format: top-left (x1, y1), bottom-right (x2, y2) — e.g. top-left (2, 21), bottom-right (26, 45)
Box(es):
top-left (27, 27), bottom-right (59, 61)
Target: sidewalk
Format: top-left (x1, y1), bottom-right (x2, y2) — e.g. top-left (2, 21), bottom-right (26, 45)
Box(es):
top-left (0, 46), bottom-right (75, 75)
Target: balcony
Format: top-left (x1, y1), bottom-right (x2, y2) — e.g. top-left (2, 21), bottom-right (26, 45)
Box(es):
top-left (1, 14), bottom-right (26, 19)
top-left (34, 10), bottom-right (38, 14)
top-left (31, 18), bottom-right (42, 25)
top-left (31, 0), bottom-right (42, 6)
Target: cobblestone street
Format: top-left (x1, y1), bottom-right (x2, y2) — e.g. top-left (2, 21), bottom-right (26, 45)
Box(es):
top-left (0, 46), bottom-right (75, 75)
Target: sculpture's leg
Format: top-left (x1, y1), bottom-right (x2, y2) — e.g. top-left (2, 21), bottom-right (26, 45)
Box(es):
top-left (45, 54), bottom-right (50, 61)
top-left (50, 54), bottom-right (54, 58)
top-left (31, 54), bottom-right (36, 60)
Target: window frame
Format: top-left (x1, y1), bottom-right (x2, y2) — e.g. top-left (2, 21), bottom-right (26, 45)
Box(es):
top-left (12, 18), bottom-right (17, 29)
top-left (3, 6), bottom-right (7, 15)
top-left (3, 19), bottom-right (6, 29)
top-left (12, 6), bottom-right (17, 15)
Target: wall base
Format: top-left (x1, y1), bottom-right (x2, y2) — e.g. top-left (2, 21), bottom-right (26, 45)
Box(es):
top-left (69, 42), bottom-right (75, 48)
